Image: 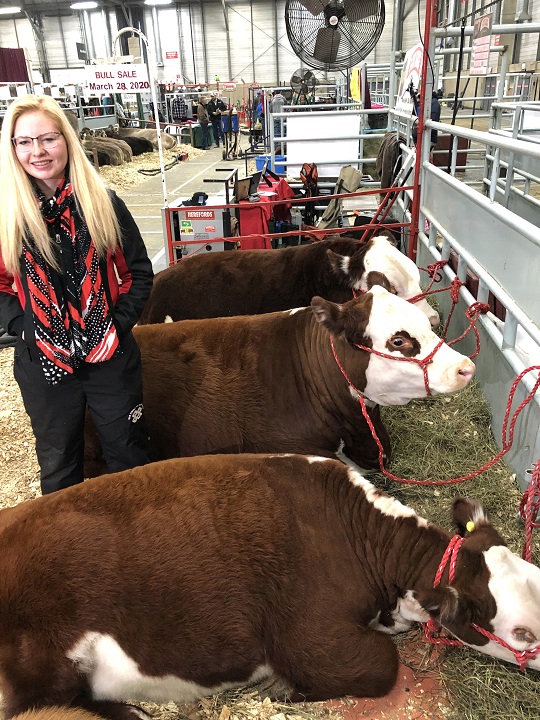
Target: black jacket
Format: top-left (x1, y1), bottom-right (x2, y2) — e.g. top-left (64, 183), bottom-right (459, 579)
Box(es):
top-left (0, 191), bottom-right (154, 347)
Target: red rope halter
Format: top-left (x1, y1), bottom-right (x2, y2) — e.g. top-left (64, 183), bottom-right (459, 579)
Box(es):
top-left (422, 536), bottom-right (540, 671)
top-left (422, 535), bottom-right (465, 648)
top-left (330, 332), bottom-right (540, 487)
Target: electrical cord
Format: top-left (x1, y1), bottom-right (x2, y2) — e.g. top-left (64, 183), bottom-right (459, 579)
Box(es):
top-left (137, 154), bottom-right (187, 176)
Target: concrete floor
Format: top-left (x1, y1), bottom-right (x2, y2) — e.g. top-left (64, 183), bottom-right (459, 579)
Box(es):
top-left (119, 144), bottom-right (248, 273)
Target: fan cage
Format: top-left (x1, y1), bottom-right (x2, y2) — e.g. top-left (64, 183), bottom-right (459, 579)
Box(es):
top-left (290, 68), bottom-right (318, 94)
top-left (285, 0), bottom-right (386, 71)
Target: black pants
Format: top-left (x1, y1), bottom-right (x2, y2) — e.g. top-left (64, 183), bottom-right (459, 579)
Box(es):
top-left (212, 118), bottom-right (224, 146)
top-left (14, 332), bottom-right (149, 494)
top-left (201, 124), bottom-right (209, 149)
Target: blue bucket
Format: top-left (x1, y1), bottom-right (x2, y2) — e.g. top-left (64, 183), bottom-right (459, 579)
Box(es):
top-left (255, 154), bottom-right (286, 174)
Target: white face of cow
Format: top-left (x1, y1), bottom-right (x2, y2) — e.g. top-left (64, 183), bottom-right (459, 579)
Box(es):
top-left (360, 236), bottom-right (440, 327)
top-left (465, 545), bottom-right (540, 670)
top-left (360, 285), bottom-right (474, 406)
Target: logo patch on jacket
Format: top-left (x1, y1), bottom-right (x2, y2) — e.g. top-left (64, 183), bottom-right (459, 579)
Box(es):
top-left (128, 403), bottom-right (144, 423)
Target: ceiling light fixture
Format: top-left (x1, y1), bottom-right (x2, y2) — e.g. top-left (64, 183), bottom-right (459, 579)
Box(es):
top-left (70, 2), bottom-right (98, 9)
top-left (144, 0), bottom-right (173, 5)
top-left (0, 6), bottom-right (22, 14)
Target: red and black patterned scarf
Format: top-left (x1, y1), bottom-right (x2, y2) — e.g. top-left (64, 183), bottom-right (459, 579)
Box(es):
top-left (22, 178), bottom-right (119, 384)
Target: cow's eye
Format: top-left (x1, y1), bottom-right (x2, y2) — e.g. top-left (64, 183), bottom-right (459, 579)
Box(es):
top-left (387, 333), bottom-right (418, 355)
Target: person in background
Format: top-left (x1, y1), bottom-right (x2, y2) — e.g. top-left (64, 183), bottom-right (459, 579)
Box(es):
top-left (102, 94), bottom-right (114, 115)
top-left (270, 89), bottom-right (286, 151)
top-left (294, 93), bottom-right (311, 106)
top-left (172, 93), bottom-right (189, 123)
top-left (409, 83), bottom-right (442, 149)
top-left (197, 96), bottom-right (210, 150)
top-left (207, 92), bottom-right (226, 148)
top-left (0, 94), bottom-right (154, 495)
top-left (252, 92), bottom-right (264, 140)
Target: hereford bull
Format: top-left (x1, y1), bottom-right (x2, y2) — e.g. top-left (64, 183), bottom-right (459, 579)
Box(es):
top-left (138, 235), bottom-right (440, 326)
top-left (1, 453), bottom-right (540, 720)
top-left (85, 285), bottom-right (473, 477)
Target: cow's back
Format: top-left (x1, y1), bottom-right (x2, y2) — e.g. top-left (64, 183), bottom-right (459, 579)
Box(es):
top-left (138, 240), bottom-right (365, 324)
top-left (129, 312), bottom-right (345, 462)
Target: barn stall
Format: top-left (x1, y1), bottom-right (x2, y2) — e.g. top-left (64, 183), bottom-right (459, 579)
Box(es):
top-left (1, 9), bottom-right (540, 720)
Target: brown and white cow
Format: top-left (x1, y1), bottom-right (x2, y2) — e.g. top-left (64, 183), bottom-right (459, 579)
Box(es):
top-left (1, 453), bottom-right (540, 720)
top-left (85, 285), bottom-right (473, 477)
top-left (138, 235), bottom-right (440, 326)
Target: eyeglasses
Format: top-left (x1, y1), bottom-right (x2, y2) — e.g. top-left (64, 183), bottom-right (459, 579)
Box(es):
top-left (11, 132), bottom-right (63, 153)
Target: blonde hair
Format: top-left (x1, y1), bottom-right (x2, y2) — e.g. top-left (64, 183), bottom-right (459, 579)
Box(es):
top-left (0, 94), bottom-right (121, 274)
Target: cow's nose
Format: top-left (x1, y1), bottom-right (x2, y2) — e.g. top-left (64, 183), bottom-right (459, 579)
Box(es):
top-left (429, 311), bottom-right (440, 328)
top-left (457, 359), bottom-right (475, 381)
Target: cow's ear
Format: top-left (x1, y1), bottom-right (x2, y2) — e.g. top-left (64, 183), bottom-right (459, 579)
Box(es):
top-left (326, 249), bottom-right (348, 278)
top-left (414, 586), bottom-right (460, 622)
top-left (326, 245), bottom-right (368, 288)
top-left (311, 294), bottom-right (371, 344)
top-left (452, 497), bottom-right (507, 549)
top-left (311, 295), bottom-right (341, 323)
top-left (452, 497), bottom-right (489, 536)
top-left (414, 587), bottom-right (482, 642)
top-left (311, 296), bottom-right (346, 334)
top-left (414, 586), bottom-right (491, 646)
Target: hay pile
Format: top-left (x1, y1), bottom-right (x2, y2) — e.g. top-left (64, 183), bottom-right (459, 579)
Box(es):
top-left (99, 145), bottom-right (206, 192)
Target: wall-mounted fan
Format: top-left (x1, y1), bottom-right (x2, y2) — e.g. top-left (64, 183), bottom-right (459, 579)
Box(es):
top-left (290, 68), bottom-right (317, 101)
top-left (285, 0), bottom-right (385, 71)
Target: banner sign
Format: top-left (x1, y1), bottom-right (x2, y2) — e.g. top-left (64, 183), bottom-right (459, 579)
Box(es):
top-left (471, 13), bottom-right (493, 76)
top-left (85, 64), bottom-right (150, 93)
top-left (165, 51), bottom-right (179, 60)
top-left (395, 43), bottom-right (424, 116)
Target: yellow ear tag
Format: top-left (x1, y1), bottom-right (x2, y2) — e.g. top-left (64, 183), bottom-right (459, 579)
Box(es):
top-left (466, 521), bottom-right (475, 533)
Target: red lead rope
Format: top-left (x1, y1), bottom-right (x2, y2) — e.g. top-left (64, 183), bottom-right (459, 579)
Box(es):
top-left (422, 536), bottom-right (465, 648)
top-left (520, 459), bottom-right (540, 563)
top-left (423, 537), bottom-right (540, 671)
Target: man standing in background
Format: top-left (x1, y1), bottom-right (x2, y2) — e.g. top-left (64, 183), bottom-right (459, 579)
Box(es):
top-left (197, 96), bottom-right (210, 150)
top-left (208, 92), bottom-right (226, 148)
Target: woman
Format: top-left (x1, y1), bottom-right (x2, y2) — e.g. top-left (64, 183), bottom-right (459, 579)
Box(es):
top-left (0, 94), bottom-right (154, 494)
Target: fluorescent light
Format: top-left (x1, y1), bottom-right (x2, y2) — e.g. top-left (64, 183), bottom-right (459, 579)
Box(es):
top-left (144, 0), bottom-right (173, 5)
top-left (70, 2), bottom-right (98, 9)
top-left (0, 6), bottom-right (22, 13)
